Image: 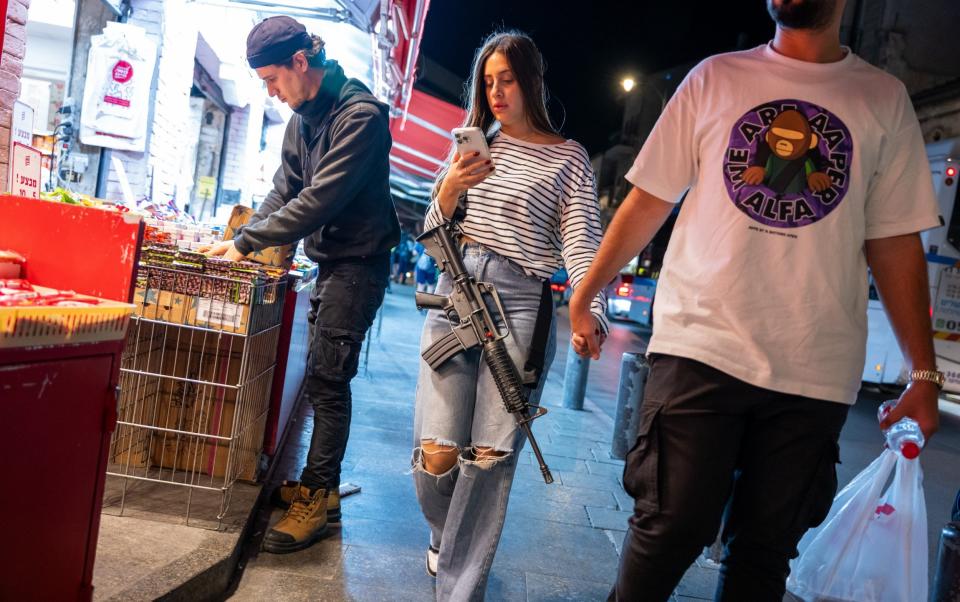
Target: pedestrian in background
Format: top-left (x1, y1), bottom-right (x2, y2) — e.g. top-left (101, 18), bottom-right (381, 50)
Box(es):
top-left (394, 233), bottom-right (415, 284)
top-left (411, 31), bottom-right (608, 601)
top-left (569, 1), bottom-right (942, 600)
top-left (414, 240), bottom-right (438, 296)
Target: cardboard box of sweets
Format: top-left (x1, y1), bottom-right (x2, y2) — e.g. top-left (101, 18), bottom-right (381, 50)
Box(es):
top-left (132, 285), bottom-right (256, 335)
top-left (132, 248), bottom-right (284, 335)
top-left (113, 334), bottom-right (269, 481)
top-left (224, 205), bottom-right (295, 269)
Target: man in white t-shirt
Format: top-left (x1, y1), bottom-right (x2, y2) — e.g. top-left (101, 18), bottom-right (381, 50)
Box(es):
top-left (569, 1), bottom-right (942, 600)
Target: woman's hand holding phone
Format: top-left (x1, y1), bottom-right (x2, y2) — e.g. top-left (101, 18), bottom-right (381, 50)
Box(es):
top-left (437, 151), bottom-right (495, 218)
top-left (448, 151), bottom-right (494, 190)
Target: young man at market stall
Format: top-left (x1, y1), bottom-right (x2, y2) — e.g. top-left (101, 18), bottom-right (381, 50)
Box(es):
top-left (567, 0), bottom-right (943, 600)
top-left (203, 16), bottom-right (400, 554)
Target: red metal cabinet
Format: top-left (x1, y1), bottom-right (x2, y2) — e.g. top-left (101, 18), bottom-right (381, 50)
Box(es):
top-left (0, 342), bottom-right (122, 601)
top-left (0, 196), bottom-right (141, 601)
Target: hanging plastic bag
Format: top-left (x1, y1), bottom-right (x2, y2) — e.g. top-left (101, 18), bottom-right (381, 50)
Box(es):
top-left (787, 447), bottom-right (928, 601)
top-left (80, 22), bottom-right (157, 152)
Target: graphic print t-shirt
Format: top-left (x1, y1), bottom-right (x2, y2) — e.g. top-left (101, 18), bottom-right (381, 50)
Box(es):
top-left (625, 43), bottom-right (940, 404)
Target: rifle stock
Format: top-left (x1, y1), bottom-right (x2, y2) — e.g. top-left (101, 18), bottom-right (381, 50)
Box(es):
top-left (415, 291), bottom-right (448, 311)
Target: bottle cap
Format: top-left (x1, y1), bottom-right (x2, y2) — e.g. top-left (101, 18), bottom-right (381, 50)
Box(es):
top-left (901, 442), bottom-right (921, 459)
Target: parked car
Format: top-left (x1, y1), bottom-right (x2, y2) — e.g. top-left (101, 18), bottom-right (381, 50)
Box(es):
top-left (604, 271), bottom-right (656, 328)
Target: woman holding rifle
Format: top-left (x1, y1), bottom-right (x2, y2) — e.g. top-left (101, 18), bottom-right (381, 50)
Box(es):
top-left (411, 30), bottom-right (608, 601)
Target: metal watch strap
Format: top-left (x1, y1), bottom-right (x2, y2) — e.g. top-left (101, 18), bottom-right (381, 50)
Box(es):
top-left (910, 369), bottom-right (945, 389)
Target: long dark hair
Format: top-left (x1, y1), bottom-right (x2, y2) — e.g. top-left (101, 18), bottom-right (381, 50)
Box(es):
top-left (462, 31), bottom-right (558, 137)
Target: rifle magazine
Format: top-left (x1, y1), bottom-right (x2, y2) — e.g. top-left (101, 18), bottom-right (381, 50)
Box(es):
top-left (422, 329), bottom-right (466, 369)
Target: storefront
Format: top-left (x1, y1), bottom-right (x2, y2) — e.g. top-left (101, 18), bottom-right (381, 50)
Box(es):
top-left (6, 0), bottom-right (463, 220)
top-left (0, 0), bottom-right (466, 598)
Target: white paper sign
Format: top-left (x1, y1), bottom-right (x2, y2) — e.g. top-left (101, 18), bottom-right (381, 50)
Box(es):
top-left (8, 142), bottom-right (42, 199)
top-left (79, 23), bottom-right (157, 152)
top-left (11, 101), bottom-right (34, 147)
top-left (197, 299), bottom-right (242, 328)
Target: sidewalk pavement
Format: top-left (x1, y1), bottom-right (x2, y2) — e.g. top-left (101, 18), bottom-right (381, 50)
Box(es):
top-left (228, 284), bottom-right (723, 601)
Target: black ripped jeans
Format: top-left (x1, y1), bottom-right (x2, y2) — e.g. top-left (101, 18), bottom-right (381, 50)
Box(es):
top-left (610, 354), bottom-right (850, 602)
top-left (299, 255), bottom-right (389, 491)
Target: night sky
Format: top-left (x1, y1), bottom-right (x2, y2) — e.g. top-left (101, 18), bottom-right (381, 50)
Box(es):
top-left (420, 1), bottom-right (776, 154)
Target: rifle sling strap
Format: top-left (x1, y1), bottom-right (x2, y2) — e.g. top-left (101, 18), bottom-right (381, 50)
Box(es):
top-left (522, 280), bottom-right (553, 389)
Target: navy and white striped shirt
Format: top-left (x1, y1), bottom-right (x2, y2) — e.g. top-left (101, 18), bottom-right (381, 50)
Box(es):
top-left (424, 131), bottom-right (608, 332)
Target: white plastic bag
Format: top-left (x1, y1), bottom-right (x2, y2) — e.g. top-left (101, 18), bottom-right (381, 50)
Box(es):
top-left (80, 22), bottom-right (157, 151)
top-left (787, 449), bottom-right (927, 602)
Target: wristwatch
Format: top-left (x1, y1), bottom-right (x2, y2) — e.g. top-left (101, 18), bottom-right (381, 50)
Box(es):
top-left (909, 369), bottom-right (945, 390)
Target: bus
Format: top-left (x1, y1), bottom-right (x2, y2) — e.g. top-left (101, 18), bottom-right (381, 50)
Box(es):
top-left (863, 137), bottom-right (960, 392)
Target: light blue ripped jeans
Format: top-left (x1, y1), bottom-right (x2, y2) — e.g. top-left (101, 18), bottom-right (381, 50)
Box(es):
top-left (412, 243), bottom-right (556, 602)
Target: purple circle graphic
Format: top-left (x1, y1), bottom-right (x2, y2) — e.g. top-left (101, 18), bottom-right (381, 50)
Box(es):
top-left (722, 99), bottom-right (853, 228)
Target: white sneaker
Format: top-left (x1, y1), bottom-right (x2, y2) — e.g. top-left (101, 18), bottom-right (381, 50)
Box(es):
top-left (426, 545), bottom-right (439, 577)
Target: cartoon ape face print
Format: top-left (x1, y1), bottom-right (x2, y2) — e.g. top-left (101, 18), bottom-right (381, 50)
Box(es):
top-left (768, 110), bottom-right (817, 160)
top-left (722, 99), bottom-right (853, 229)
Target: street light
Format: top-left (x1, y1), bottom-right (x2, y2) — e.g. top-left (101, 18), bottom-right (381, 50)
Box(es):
top-left (620, 75), bottom-right (667, 111)
top-left (617, 74), bottom-right (670, 152)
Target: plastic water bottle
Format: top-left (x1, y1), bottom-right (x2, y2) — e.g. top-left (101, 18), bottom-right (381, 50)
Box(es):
top-left (877, 400), bottom-right (925, 459)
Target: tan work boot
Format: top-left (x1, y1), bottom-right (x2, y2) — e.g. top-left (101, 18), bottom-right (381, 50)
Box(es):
top-left (270, 480), bottom-right (341, 523)
top-left (262, 485), bottom-right (329, 554)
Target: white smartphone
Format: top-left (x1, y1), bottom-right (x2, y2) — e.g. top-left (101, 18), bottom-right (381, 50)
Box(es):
top-left (452, 127), bottom-right (492, 162)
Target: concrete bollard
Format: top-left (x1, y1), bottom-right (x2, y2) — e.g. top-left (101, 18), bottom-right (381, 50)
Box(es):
top-left (561, 340), bottom-right (590, 410)
top-left (611, 352), bottom-right (649, 459)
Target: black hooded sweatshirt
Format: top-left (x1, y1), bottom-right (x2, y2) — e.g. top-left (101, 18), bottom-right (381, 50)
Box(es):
top-left (234, 61), bottom-right (400, 263)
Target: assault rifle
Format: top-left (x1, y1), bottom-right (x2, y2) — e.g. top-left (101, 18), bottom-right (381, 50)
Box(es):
top-left (415, 223), bottom-right (554, 484)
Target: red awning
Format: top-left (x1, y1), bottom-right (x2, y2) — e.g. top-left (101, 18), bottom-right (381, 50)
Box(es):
top-left (389, 89), bottom-right (465, 180)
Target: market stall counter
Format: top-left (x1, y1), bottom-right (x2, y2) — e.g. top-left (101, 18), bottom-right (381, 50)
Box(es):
top-left (0, 195), bottom-right (141, 601)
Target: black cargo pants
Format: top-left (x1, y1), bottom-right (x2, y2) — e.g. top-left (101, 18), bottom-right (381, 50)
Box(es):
top-left (610, 354), bottom-right (849, 602)
top-left (299, 255), bottom-right (389, 491)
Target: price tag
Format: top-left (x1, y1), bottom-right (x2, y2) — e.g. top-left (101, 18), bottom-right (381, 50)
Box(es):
top-left (11, 100), bottom-right (34, 147)
top-left (8, 142), bottom-right (42, 199)
top-left (196, 176), bottom-right (217, 201)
